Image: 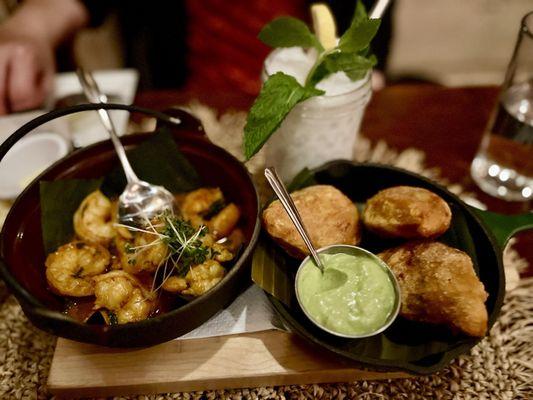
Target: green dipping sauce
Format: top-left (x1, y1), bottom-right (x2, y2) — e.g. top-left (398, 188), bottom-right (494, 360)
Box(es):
top-left (296, 252), bottom-right (396, 336)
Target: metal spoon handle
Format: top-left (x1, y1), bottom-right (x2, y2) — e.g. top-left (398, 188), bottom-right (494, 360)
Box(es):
top-left (264, 167), bottom-right (324, 271)
top-left (76, 68), bottom-right (139, 184)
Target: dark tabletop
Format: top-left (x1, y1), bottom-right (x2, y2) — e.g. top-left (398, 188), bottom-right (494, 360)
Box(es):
top-left (135, 84), bottom-right (532, 275)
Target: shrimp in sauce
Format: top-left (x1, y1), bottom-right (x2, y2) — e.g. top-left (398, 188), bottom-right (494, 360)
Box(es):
top-left (94, 270), bottom-right (155, 324)
top-left (73, 190), bottom-right (115, 244)
top-left (45, 241), bottom-right (110, 297)
top-left (45, 186), bottom-right (244, 325)
top-left (115, 230), bottom-right (169, 274)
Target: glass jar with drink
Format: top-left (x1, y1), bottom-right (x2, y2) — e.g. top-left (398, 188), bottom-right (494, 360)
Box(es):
top-left (243, 2), bottom-right (386, 182)
top-left (261, 47), bottom-right (372, 182)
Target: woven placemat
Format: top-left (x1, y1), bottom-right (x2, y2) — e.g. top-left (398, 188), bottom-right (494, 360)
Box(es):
top-left (0, 104), bottom-right (531, 400)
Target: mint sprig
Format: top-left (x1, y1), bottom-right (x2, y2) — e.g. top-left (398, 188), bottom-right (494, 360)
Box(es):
top-left (243, 72), bottom-right (324, 160)
top-left (306, 52), bottom-right (377, 87)
top-left (338, 14), bottom-right (380, 53)
top-left (244, 1), bottom-right (380, 160)
top-left (258, 17), bottom-right (324, 52)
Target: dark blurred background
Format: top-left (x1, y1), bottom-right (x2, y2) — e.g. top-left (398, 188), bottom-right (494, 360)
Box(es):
top-left (0, 0), bottom-right (530, 93)
top-left (71, 0), bottom-right (530, 92)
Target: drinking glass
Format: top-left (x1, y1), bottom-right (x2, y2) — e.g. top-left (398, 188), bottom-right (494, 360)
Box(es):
top-left (470, 11), bottom-right (533, 201)
top-left (262, 49), bottom-right (372, 182)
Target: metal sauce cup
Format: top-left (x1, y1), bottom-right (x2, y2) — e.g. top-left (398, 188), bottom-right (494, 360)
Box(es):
top-left (295, 244), bottom-right (401, 339)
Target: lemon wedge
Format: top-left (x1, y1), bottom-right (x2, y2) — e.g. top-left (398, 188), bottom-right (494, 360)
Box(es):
top-left (311, 3), bottom-right (337, 51)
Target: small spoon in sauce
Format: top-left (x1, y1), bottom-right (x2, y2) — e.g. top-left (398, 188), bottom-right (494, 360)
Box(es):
top-left (264, 167), bottom-right (347, 288)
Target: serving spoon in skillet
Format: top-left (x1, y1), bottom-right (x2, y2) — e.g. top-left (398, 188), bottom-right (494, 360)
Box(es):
top-left (76, 68), bottom-right (176, 226)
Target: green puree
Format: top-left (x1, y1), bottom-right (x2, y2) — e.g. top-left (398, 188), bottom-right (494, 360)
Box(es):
top-left (297, 252), bottom-right (395, 336)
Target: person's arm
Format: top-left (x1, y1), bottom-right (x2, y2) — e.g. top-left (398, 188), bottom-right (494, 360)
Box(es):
top-left (0, 0), bottom-right (89, 114)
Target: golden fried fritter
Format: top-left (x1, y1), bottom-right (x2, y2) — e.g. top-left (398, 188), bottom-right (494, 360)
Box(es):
top-left (263, 185), bottom-right (361, 259)
top-left (379, 242), bottom-right (488, 337)
top-left (363, 186), bottom-right (451, 239)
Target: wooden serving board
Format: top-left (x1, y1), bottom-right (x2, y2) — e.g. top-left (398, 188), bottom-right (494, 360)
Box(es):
top-left (48, 330), bottom-right (409, 398)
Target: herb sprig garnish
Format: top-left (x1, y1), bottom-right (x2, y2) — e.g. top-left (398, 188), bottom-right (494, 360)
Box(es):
top-left (115, 212), bottom-right (210, 292)
top-left (243, 1), bottom-right (380, 160)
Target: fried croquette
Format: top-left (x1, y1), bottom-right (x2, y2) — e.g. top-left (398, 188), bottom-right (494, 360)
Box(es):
top-left (363, 186), bottom-right (451, 239)
top-left (379, 241), bottom-right (488, 337)
top-left (263, 185), bottom-right (361, 259)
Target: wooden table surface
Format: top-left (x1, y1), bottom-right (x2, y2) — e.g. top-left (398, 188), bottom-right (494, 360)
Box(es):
top-left (135, 84), bottom-right (532, 272)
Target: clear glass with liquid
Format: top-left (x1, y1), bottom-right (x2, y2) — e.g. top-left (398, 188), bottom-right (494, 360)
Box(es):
top-left (471, 12), bottom-right (533, 201)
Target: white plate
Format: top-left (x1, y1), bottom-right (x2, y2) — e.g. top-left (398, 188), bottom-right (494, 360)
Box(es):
top-left (0, 69), bottom-right (139, 199)
top-left (0, 132), bottom-right (70, 199)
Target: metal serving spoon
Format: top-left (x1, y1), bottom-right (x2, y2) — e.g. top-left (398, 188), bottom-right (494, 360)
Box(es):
top-left (76, 69), bottom-right (175, 226)
top-left (264, 167), bottom-right (349, 289)
top-left (264, 167), bottom-right (326, 271)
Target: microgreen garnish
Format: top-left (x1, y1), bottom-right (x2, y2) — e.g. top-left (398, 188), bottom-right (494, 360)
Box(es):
top-left (115, 212), bottom-right (210, 293)
top-left (124, 242), bottom-right (134, 254)
top-left (243, 0), bottom-right (380, 160)
top-left (161, 214), bottom-right (209, 272)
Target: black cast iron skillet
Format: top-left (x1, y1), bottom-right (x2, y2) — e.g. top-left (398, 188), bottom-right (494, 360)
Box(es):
top-left (261, 160), bottom-right (532, 375)
top-left (0, 104), bottom-right (260, 347)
